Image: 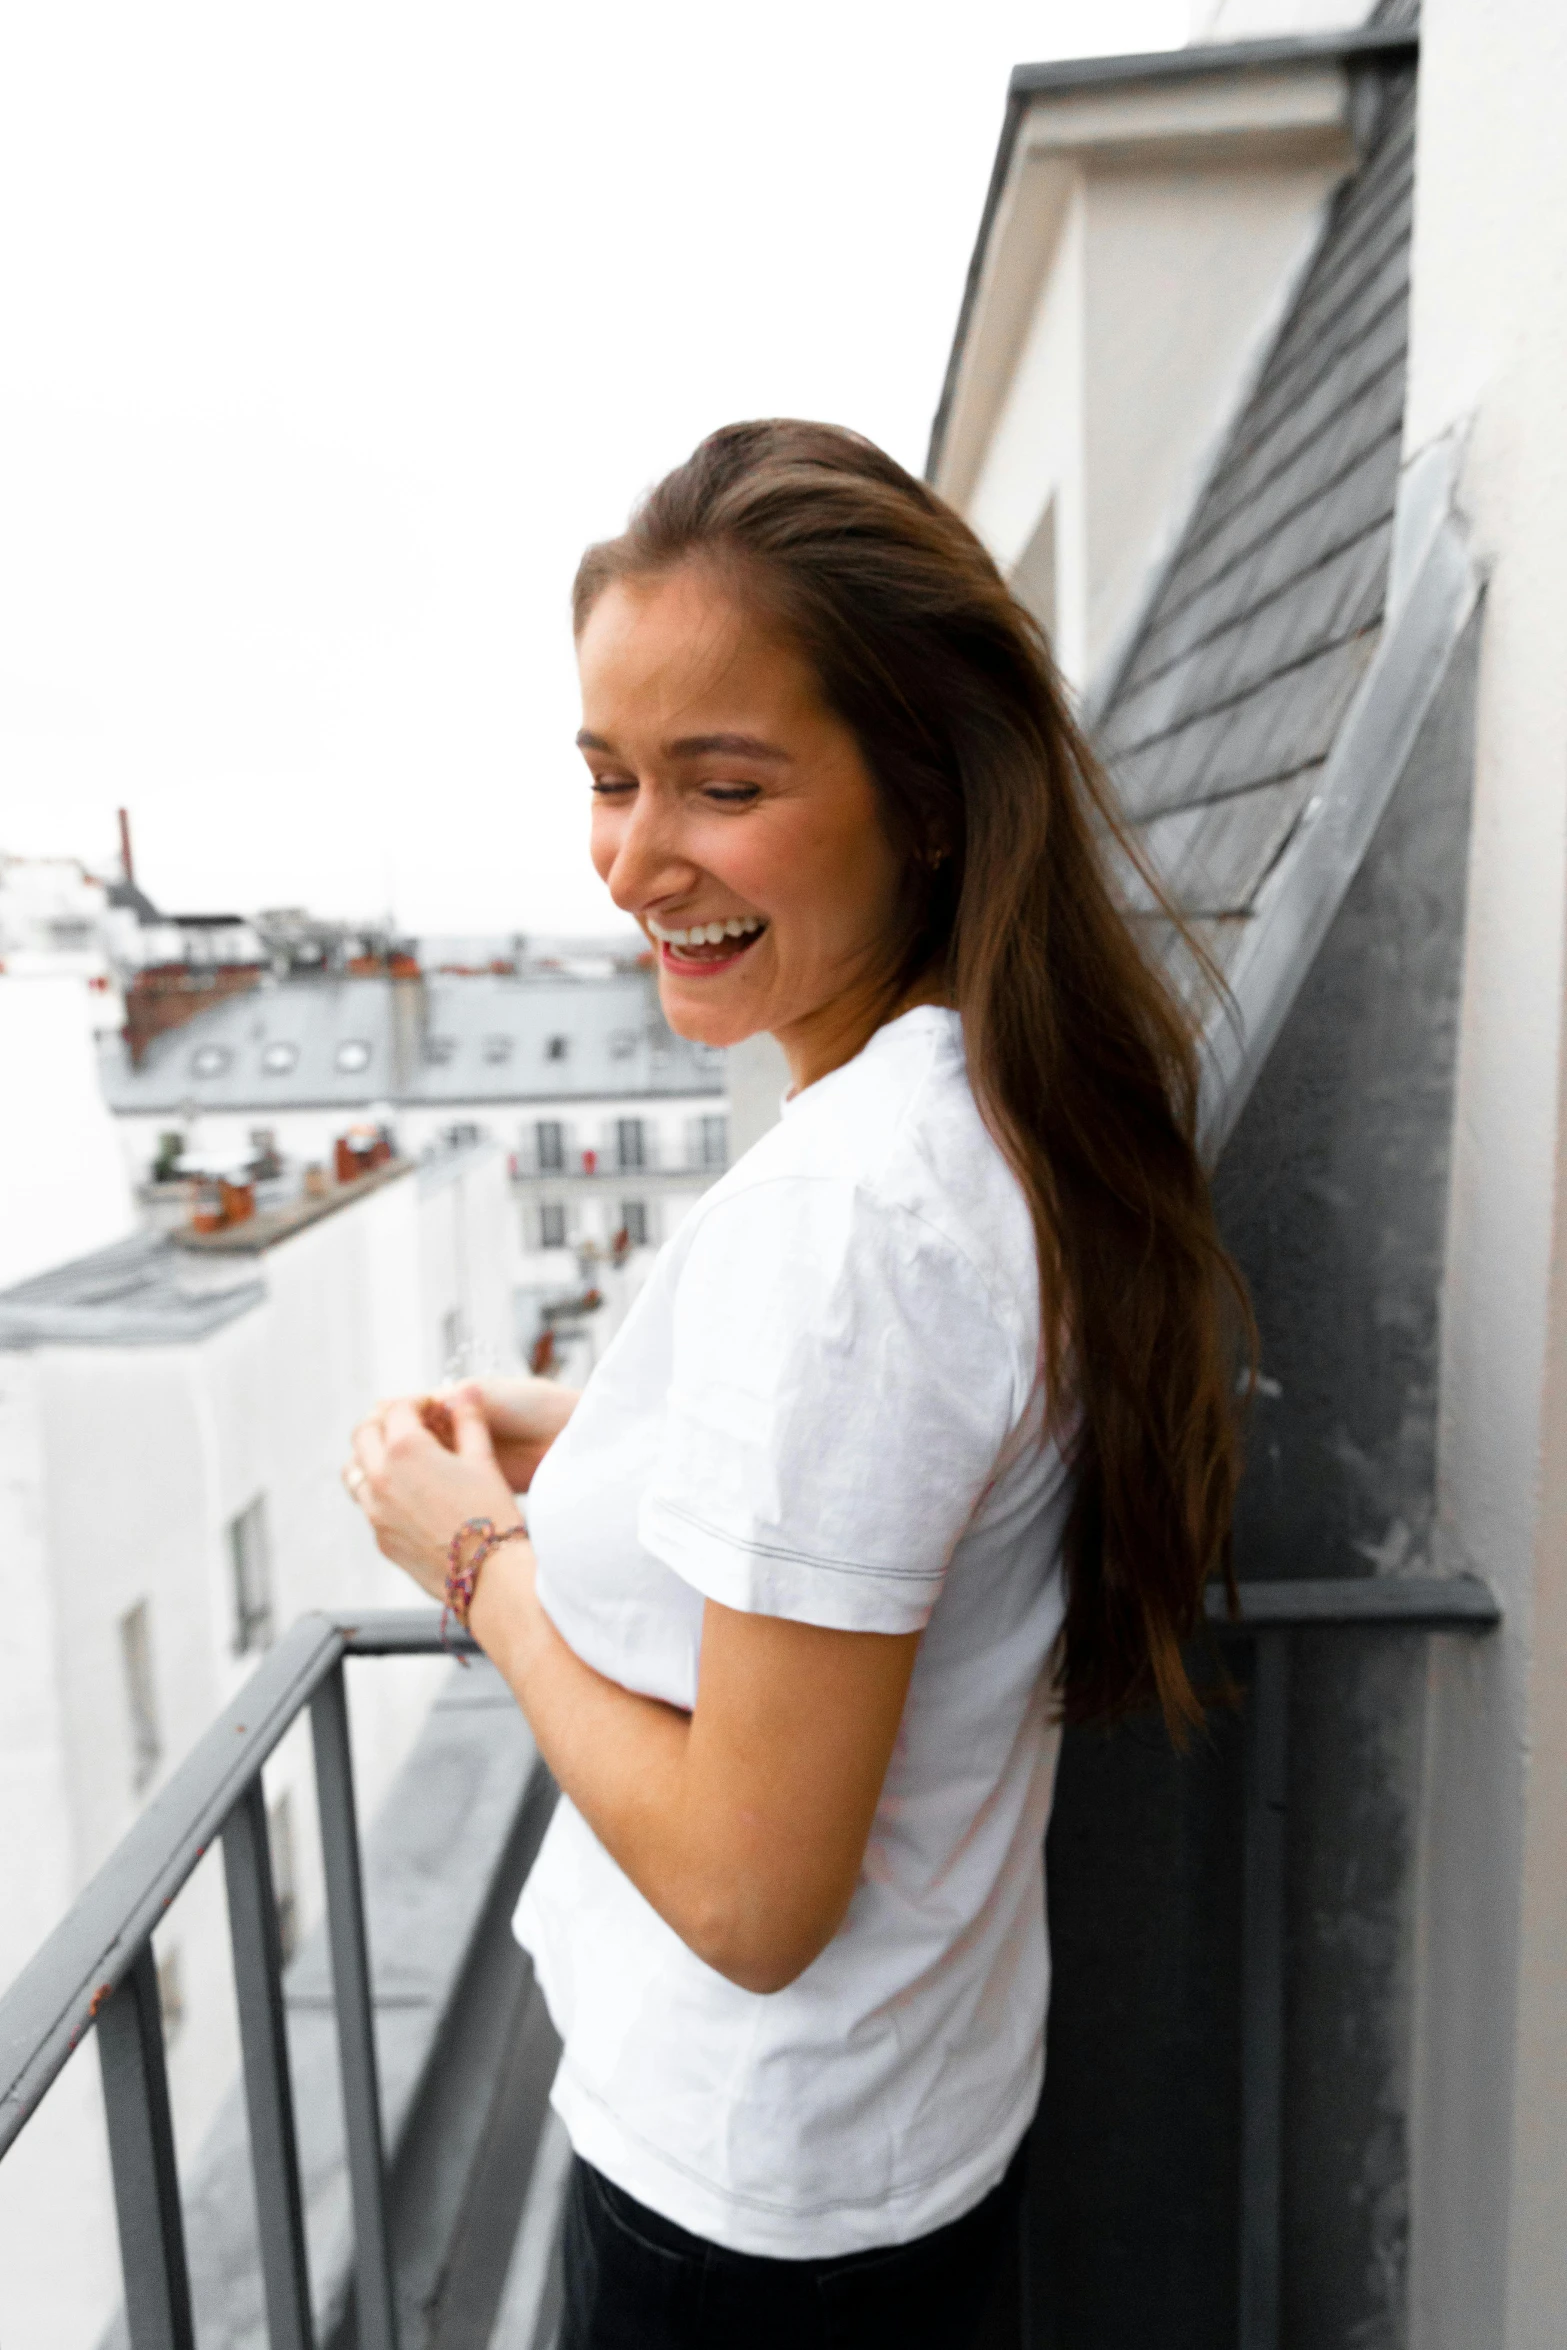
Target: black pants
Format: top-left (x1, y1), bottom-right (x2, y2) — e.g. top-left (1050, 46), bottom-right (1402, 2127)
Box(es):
top-left (557, 2135), bottom-right (1028, 2349)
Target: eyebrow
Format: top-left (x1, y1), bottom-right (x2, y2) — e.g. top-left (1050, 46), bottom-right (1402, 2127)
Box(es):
top-left (575, 728), bottom-right (791, 763)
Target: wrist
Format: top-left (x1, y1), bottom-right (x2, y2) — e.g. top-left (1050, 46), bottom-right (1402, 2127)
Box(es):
top-left (442, 1515), bottom-right (526, 1644)
top-left (466, 1530), bottom-right (541, 1683)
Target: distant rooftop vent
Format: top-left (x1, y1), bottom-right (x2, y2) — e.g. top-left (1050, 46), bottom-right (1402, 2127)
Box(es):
top-left (335, 1039), bottom-right (372, 1075)
top-left (260, 1042), bottom-right (298, 1076)
top-left (545, 1035), bottom-right (569, 1062)
top-left (191, 1044), bottom-right (231, 1079)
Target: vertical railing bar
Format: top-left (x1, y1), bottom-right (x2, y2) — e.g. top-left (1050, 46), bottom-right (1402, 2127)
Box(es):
top-left (311, 1660), bottom-right (400, 2350)
top-left (222, 1776), bottom-right (314, 2350)
top-left (1238, 1629), bottom-right (1290, 2350)
top-left (96, 1940), bottom-right (196, 2350)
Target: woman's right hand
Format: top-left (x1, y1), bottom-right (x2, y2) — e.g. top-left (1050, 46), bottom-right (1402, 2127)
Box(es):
top-left (438, 1375), bottom-right (580, 1493)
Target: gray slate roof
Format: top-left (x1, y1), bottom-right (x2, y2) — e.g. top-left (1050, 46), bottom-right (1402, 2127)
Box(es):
top-left (0, 1230), bottom-right (264, 1349)
top-left (98, 967), bottom-right (724, 1118)
top-left (1096, 71), bottom-right (1416, 960)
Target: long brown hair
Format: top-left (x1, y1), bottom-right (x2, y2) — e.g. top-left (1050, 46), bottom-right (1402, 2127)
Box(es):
top-left (575, 420), bottom-right (1250, 1737)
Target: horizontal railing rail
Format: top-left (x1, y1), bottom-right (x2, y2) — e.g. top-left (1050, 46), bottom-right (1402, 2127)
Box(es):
top-left (1205, 1570), bottom-right (1500, 1631)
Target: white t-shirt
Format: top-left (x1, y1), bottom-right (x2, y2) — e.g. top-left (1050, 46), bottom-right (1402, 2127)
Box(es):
top-left (514, 1004), bottom-right (1072, 2258)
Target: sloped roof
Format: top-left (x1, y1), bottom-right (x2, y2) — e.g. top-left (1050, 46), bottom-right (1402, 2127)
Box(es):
top-left (97, 966), bottom-right (724, 1117)
top-left (0, 1229), bottom-right (264, 1349)
top-left (1096, 70), bottom-right (1416, 966)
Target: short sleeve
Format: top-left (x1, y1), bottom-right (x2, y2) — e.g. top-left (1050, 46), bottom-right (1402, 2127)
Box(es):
top-left (638, 1176), bottom-right (1024, 1634)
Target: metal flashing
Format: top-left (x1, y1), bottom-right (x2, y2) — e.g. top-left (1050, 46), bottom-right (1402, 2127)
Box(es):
top-left (1008, 26), bottom-right (1418, 104)
top-left (1197, 483), bottom-right (1479, 1156)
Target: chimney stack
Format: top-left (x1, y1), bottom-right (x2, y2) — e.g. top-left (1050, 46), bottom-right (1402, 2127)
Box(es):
top-left (117, 807), bottom-right (135, 886)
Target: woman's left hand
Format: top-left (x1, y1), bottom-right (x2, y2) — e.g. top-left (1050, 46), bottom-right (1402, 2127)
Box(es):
top-left (343, 1393), bottom-right (523, 1603)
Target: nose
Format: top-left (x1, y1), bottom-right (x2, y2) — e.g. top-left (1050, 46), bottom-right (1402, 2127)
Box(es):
top-left (598, 782), bottom-right (699, 916)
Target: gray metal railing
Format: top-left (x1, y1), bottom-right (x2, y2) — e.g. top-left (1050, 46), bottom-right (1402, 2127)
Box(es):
top-left (0, 1579), bottom-right (1500, 2350)
top-left (0, 1609), bottom-right (479, 2350)
top-left (1203, 1573), bottom-right (1501, 2350)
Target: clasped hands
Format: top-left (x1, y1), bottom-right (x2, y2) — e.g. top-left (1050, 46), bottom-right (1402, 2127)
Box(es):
top-left (341, 1375), bottom-right (578, 1605)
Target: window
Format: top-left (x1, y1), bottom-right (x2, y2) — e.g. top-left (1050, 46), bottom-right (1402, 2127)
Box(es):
top-left (335, 1038), bottom-right (372, 1074)
top-left (545, 1034), bottom-right (569, 1062)
top-left (539, 1202), bottom-right (567, 1249)
top-left (482, 1034), bottom-right (513, 1065)
top-left (441, 1306), bottom-right (470, 1379)
top-left (120, 1600), bottom-right (161, 1792)
top-left (608, 1028), bottom-right (637, 1061)
top-left (229, 1496), bottom-right (274, 1655)
top-left (270, 1794), bottom-right (299, 1966)
top-left (190, 1043), bottom-right (231, 1079)
top-left (616, 1117), bottom-right (646, 1171)
top-left (260, 1041), bottom-right (298, 1075)
top-left (156, 1945), bottom-right (186, 2045)
top-left (696, 1114), bottom-right (727, 1170)
top-left (621, 1201), bottom-right (649, 1248)
top-left (535, 1119), bottom-right (565, 1172)
top-left (424, 1035), bottom-right (456, 1067)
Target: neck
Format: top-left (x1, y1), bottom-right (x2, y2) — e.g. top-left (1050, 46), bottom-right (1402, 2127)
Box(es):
top-left (772, 972), bottom-right (950, 1095)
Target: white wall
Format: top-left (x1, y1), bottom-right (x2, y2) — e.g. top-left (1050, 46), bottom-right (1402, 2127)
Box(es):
top-left (943, 73), bottom-right (1352, 696)
top-left (1192, 0), bottom-right (1374, 35)
top-left (0, 975), bottom-right (134, 1287)
top-left (0, 1153), bottom-right (514, 2349)
top-left (417, 1142), bottom-right (521, 1381)
top-left (969, 175), bottom-right (1089, 675)
top-left (724, 1031), bottom-right (791, 1159)
top-left (1398, 4), bottom-right (1567, 2343)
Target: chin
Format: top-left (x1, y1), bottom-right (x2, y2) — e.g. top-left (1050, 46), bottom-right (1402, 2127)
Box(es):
top-left (656, 978), bottom-right (756, 1051)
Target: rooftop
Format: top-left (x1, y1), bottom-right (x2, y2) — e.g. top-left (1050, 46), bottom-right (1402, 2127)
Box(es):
top-left (1096, 67), bottom-right (1417, 953)
top-left (0, 1228), bottom-right (265, 1350)
top-left (926, 19), bottom-right (1419, 486)
top-left (98, 966), bottom-right (725, 1117)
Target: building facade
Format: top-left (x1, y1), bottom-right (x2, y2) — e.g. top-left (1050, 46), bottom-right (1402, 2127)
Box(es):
top-left (915, 2), bottom-right (1567, 2342)
top-left (0, 1139), bottom-right (516, 2349)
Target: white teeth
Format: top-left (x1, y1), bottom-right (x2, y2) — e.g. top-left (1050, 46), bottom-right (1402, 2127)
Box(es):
top-left (649, 913), bottom-right (765, 949)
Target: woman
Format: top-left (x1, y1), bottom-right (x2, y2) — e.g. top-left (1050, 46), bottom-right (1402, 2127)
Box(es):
top-left (345, 421), bottom-right (1247, 2347)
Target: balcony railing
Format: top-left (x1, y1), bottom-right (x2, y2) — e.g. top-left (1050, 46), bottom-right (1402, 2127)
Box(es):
top-left (0, 1610), bottom-right (560, 2350)
top-left (0, 1579), bottom-right (1497, 2350)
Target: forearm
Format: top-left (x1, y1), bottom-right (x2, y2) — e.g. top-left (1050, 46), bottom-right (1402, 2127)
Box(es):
top-left (468, 1543), bottom-right (855, 1991)
top-left (468, 1541), bottom-right (732, 1966)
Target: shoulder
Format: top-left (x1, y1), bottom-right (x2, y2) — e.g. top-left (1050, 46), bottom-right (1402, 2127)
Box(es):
top-left (675, 1010), bottom-right (1040, 1377)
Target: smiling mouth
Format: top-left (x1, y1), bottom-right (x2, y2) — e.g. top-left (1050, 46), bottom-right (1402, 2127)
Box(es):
top-left (645, 913), bottom-right (768, 973)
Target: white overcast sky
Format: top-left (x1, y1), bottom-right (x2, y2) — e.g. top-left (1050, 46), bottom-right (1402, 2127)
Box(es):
top-left (1, 1), bottom-right (1187, 937)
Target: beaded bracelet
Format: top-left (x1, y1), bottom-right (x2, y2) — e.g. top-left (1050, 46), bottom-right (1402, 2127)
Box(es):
top-left (443, 1516), bottom-right (526, 1650)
